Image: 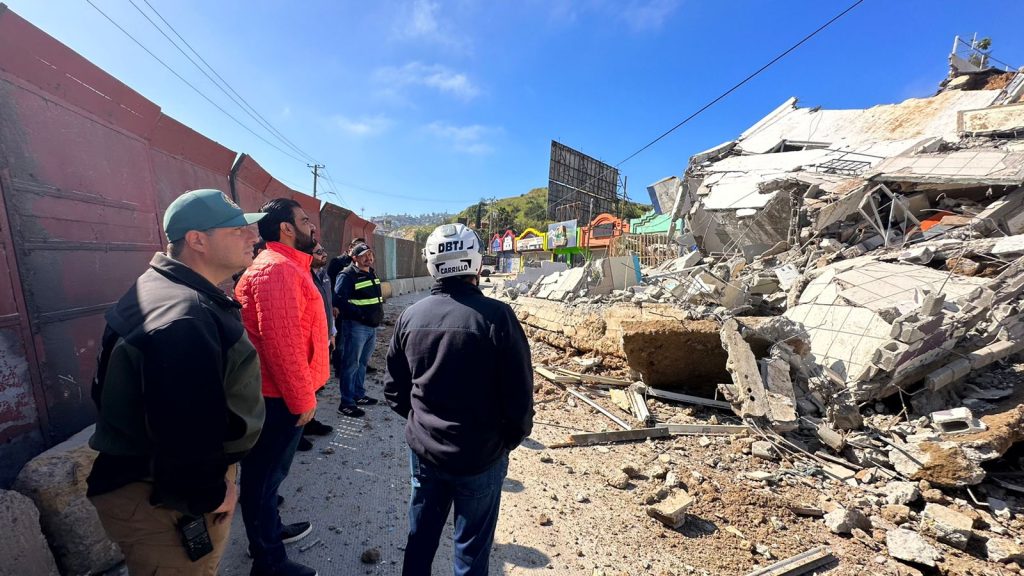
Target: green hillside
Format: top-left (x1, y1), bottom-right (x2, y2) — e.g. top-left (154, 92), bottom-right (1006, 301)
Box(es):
top-left (397, 187), bottom-right (650, 243)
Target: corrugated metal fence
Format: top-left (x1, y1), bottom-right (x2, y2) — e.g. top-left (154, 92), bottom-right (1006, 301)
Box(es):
top-left (0, 6), bottom-right (427, 485)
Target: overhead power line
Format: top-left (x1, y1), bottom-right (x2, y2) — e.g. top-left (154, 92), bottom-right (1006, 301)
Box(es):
top-left (133, 0), bottom-right (320, 164)
top-left (571, 0), bottom-right (867, 203)
top-left (84, 0), bottom-right (308, 164)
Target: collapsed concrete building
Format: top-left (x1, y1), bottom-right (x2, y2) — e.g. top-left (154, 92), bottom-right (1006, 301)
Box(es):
top-left (500, 60), bottom-right (1024, 494)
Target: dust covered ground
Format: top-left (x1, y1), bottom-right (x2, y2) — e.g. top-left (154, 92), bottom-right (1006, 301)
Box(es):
top-left (208, 290), bottom-right (1021, 576)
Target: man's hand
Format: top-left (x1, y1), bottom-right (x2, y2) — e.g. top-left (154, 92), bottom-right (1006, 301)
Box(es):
top-left (211, 478), bottom-right (237, 525)
top-left (296, 406), bottom-right (316, 427)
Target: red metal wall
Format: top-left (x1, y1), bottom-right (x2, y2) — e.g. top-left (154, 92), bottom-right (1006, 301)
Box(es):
top-left (0, 6), bottom-right (324, 484)
top-left (0, 6), bottom-right (419, 484)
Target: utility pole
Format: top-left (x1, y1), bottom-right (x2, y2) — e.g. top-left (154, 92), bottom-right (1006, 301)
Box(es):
top-left (307, 163), bottom-right (325, 198)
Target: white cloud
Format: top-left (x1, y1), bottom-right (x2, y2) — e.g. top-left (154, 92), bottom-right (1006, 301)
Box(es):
top-left (424, 121), bottom-right (499, 155)
top-left (620, 0), bottom-right (682, 31)
top-left (394, 0), bottom-right (467, 50)
top-left (334, 114), bottom-right (393, 137)
top-left (374, 62), bottom-right (480, 101)
top-left (538, 0), bottom-right (681, 32)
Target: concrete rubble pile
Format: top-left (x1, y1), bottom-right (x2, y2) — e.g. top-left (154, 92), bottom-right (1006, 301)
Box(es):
top-left (506, 62), bottom-right (1024, 572)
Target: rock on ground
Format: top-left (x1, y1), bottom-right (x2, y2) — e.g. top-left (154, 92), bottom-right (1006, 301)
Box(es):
top-left (824, 507), bottom-right (870, 534)
top-left (0, 490), bottom-right (59, 576)
top-left (883, 481), bottom-right (920, 506)
top-left (918, 503), bottom-right (974, 551)
top-left (984, 537), bottom-right (1024, 563)
top-left (12, 426), bottom-right (122, 575)
top-left (886, 528), bottom-right (942, 568)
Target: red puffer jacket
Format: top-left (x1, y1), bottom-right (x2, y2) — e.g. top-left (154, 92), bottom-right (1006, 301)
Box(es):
top-left (236, 242), bottom-right (329, 414)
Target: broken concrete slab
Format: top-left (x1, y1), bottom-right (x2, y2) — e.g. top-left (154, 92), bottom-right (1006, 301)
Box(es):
top-left (719, 319), bottom-right (798, 432)
top-left (886, 528), bottom-right (942, 568)
top-left (887, 438), bottom-right (987, 488)
top-left (511, 297), bottom-right (709, 359)
top-left (620, 318), bottom-right (729, 396)
top-left (0, 489), bottom-right (59, 576)
top-left (919, 503), bottom-right (974, 550)
top-left (784, 303), bottom-right (892, 386)
top-left (12, 425), bottom-right (122, 576)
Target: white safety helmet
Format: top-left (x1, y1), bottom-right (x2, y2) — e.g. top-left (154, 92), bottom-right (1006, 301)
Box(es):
top-left (423, 223), bottom-right (483, 280)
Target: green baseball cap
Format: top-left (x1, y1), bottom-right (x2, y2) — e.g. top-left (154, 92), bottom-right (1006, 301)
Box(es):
top-left (163, 189), bottom-right (266, 242)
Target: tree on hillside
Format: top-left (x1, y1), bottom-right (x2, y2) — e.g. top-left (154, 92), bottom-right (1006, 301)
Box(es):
top-left (488, 205), bottom-right (516, 233)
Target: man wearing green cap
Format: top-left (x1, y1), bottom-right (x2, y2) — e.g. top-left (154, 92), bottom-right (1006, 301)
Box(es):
top-left (87, 189), bottom-right (266, 575)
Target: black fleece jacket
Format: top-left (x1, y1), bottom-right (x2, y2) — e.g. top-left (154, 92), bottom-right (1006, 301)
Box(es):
top-left (384, 278), bottom-right (534, 475)
top-left (87, 253), bottom-right (264, 516)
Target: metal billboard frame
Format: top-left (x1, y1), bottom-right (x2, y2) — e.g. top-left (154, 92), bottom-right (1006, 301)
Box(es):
top-left (547, 141), bottom-right (620, 224)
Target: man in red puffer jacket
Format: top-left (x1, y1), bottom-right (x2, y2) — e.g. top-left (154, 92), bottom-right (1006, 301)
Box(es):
top-left (235, 198), bottom-right (328, 576)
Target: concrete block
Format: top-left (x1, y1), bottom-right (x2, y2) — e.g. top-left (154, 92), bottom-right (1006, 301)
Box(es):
top-left (919, 503), bottom-right (974, 550)
top-left (646, 491), bottom-right (693, 529)
top-left (898, 246), bottom-right (935, 264)
top-left (0, 490), bottom-right (59, 576)
top-left (930, 407), bottom-right (986, 435)
top-left (13, 426), bottom-right (122, 575)
top-left (872, 340), bottom-right (910, 371)
top-left (824, 507), bottom-right (870, 534)
top-left (886, 529), bottom-right (941, 567)
top-left (920, 292), bottom-right (945, 316)
top-left (750, 441), bottom-right (777, 461)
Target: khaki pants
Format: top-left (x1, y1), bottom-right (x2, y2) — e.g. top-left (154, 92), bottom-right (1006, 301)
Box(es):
top-left (90, 466), bottom-right (236, 576)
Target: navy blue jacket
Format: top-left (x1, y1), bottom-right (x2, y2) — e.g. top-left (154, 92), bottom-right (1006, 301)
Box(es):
top-left (384, 278), bottom-right (534, 475)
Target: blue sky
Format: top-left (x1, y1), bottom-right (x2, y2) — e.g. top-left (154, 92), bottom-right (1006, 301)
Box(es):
top-left (6, 1), bottom-right (1022, 218)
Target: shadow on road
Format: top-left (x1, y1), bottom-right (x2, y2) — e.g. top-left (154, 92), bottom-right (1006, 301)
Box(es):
top-left (493, 542), bottom-right (551, 570)
top-left (501, 477), bottom-right (524, 493)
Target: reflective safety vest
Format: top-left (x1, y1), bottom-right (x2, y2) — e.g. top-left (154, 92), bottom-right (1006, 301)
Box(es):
top-left (350, 278), bottom-right (383, 306)
top-left (337, 265), bottom-right (384, 327)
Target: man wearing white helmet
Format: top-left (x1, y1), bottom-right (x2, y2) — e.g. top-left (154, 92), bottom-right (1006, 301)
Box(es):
top-left (384, 223), bottom-right (534, 576)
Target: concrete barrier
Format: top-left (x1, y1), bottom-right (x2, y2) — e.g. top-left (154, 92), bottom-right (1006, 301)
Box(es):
top-left (0, 489), bottom-right (59, 576)
top-left (381, 277), bottom-right (432, 300)
top-left (13, 425), bottom-right (122, 575)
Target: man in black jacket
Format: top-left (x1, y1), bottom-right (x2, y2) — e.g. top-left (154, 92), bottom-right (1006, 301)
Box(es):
top-left (334, 242), bottom-right (384, 417)
top-left (384, 223), bottom-right (534, 576)
top-left (87, 189), bottom-right (266, 574)
top-left (327, 236), bottom-right (366, 379)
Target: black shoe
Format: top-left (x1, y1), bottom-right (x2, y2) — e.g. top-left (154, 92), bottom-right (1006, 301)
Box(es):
top-left (297, 436), bottom-right (313, 451)
top-left (304, 418), bottom-right (333, 436)
top-left (281, 521), bottom-right (313, 544)
top-left (355, 396), bottom-right (379, 406)
top-left (277, 495), bottom-right (284, 507)
top-left (250, 558), bottom-right (318, 576)
top-left (365, 365), bottom-right (379, 374)
top-left (337, 405), bottom-right (365, 418)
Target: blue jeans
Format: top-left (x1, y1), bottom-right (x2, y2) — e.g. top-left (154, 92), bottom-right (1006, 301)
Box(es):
top-left (340, 321), bottom-right (377, 406)
top-left (239, 398), bottom-right (303, 570)
top-left (403, 450), bottom-right (508, 576)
